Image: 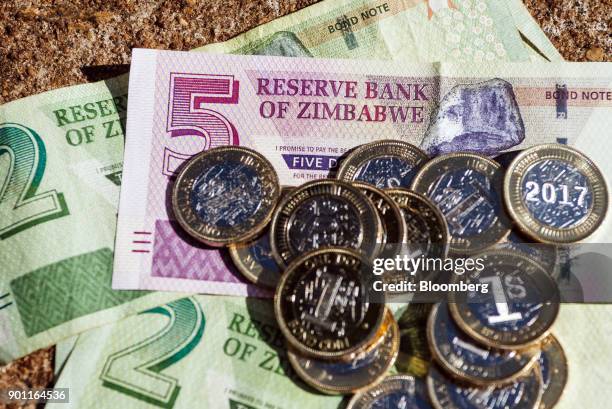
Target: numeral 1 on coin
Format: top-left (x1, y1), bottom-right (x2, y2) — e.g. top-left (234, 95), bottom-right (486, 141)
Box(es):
top-left (480, 276), bottom-right (522, 324)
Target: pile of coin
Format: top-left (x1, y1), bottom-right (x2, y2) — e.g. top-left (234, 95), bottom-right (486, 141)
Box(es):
top-left (171, 139), bottom-right (606, 408)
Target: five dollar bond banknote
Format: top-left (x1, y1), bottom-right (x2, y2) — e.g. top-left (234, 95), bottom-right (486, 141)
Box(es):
top-left (113, 49), bottom-right (612, 295)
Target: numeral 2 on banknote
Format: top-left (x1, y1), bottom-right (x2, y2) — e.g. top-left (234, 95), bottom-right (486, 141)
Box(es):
top-left (101, 298), bottom-right (205, 408)
top-left (0, 123), bottom-right (69, 239)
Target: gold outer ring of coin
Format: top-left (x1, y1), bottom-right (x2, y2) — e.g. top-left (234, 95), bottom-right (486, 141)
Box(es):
top-left (356, 305), bottom-right (395, 356)
top-left (172, 146), bottom-right (280, 247)
top-left (504, 144), bottom-right (608, 243)
top-left (286, 309), bottom-right (399, 395)
top-left (274, 247), bottom-right (386, 361)
top-left (411, 152), bottom-right (512, 254)
top-left (385, 188), bottom-right (450, 258)
top-left (427, 303), bottom-right (539, 386)
top-left (336, 139), bottom-right (428, 186)
top-left (228, 187), bottom-right (294, 287)
top-left (347, 374), bottom-right (427, 409)
top-left (426, 364), bottom-right (544, 409)
top-left (269, 179), bottom-right (384, 267)
top-left (352, 181), bottom-right (407, 245)
top-left (538, 335), bottom-right (568, 409)
top-left (448, 251), bottom-right (560, 350)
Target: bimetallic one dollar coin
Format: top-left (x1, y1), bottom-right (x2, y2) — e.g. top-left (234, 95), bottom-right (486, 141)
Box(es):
top-left (347, 374), bottom-right (431, 409)
top-left (229, 187), bottom-right (294, 288)
top-left (353, 182), bottom-right (407, 246)
top-left (449, 251), bottom-right (560, 349)
top-left (270, 179), bottom-right (383, 266)
top-left (504, 144), bottom-right (608, 243)
top-left (427, 365), bottom-right (543, 409)
top-left (428, 303), bottom-right (539, 385)
top-left (411, 153), bottom-right (511, 254)
top-left (287, 310), bottom-right (399, 395)
top-left (538, 335), bottom-right (568, 409)
top-left (337, 140), bottom-right (428, 189)
top-left (274, 248), bottom-right (386, 360)
top-left (172, 146), bottom-right (280, 246)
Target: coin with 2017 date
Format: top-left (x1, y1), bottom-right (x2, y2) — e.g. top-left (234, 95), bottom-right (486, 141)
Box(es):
top-left (274, 248), bottom-right (386, 361)
top-left (504, 144), bottom-right (608, 243)
top-left (172, 146), bottom-right (280, 246)
top-left (537, 335), bottom-right (568, 409)
top-left (336, 140), bottom-right (429, 189)
top-left (287, 310), bottom-right (399, 395)
top-left (411, 153), bottom-right (511, 255)
top-left (270, 179), bottom-right (383, 267)
top-left (449, 251), bottom-right (560, 350)
top-left (346, 374), bottom-right (431, 409)
top-left (427, 365), bottom-right (543, 409)
top-left (428, 303), bottom-right (539, 385)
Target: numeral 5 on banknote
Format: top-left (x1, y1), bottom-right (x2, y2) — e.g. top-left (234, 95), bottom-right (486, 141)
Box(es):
top-left (113, 49), bottom-right (612, 296)
top-left (163, 74), bottom-right (240, 176)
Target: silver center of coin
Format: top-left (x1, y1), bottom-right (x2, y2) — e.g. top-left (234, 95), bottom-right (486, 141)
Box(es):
top-left (354, 156), bottom-right (420, 188)
top-left (190, 161), bottom-right (263, 228)
top-left (521, 159), bottom-right (593, 228)
top-left (294, 267), bottom-right (366, 338)
top-left (427, 168), bottom-right (499, 237)
top-left (287, 196), bottom-right (361, 252)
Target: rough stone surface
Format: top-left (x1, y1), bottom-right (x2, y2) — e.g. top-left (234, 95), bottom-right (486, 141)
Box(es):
top-left (1, 1), bottom-right (610, 105)
top-left (0, 0), bottom-right (609, 404)
top-left (0, 348), bottom-right (54, 409)
top-left (0, 0), bottom-right (320, 104)
top-left (522, 0), bottom-right (611, 62)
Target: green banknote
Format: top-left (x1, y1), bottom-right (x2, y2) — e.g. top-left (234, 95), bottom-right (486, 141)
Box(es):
top-left (47, 296), bottom-right (341, 409)
top-left (0, 0), bottom-right (537, 363)
top-left (55, 336), bottom-right (78, 376)
top-left (197, 0), bottom-right (532, 62)
top-left (505, 0), bottom-right (563, 62)
top-left (48, 298), bottom-right (612, 409)
top-left (0, 77), bottom-right (185, 363)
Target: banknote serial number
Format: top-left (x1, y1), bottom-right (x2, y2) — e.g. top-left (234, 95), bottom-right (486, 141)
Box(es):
top-left (0, 388), bottom-right (69, 404)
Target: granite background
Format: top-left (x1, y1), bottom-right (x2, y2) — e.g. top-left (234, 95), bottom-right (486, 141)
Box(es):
top-left (1, 0), bottom-right (611, 105)
top-left (0, 0), bottom-right (610, 407)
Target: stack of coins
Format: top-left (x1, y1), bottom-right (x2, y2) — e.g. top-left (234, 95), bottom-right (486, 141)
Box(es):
top-left (171, 140), bottom-right (606, 407)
